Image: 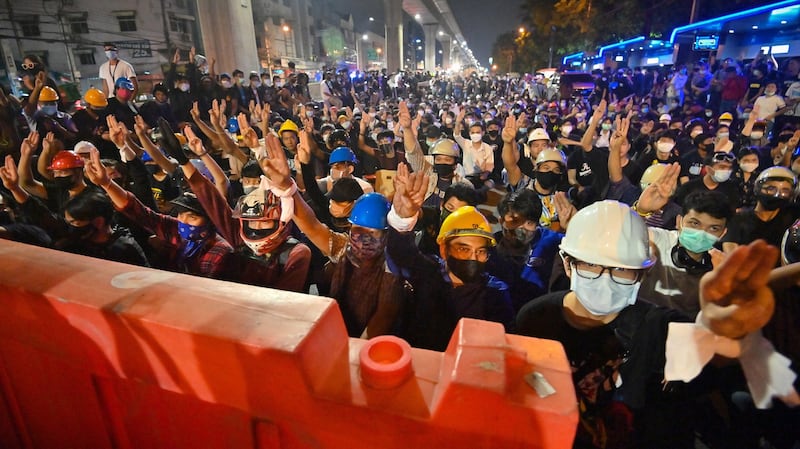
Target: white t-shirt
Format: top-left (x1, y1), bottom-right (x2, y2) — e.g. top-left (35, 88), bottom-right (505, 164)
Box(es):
top-left (99, 59), bottom-right (137, 97)
top-left (753, 94), bottom-right (786, 121)
top-left (454, 134), bottom-right (494, 176)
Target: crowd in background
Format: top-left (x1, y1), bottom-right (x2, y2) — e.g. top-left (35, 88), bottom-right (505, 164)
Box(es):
top-left (1, 42), bottom-right (800, 449)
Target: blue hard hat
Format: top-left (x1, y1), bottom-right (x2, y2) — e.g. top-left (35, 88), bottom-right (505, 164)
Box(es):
top-left (329, 147), bottom-right (357, 165)
top-left (348, 193), bottom-right (390, 230)
top-left (115, 77), bottom-right (134, 90)
top-left (227, 116), bottom-right (239, 134)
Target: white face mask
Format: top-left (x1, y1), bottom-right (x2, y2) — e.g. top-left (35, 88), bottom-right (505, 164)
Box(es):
top-left (178, 83), bottom-right (190, 92)
top-left (740, 162), bottom-right (759, 173)
top-left (445, 117), bottom-right (453, 125)
top-left (105, 50), bottom-right (118, 60)
top-left (656, 142), bottom-right (675, 153)
top-left (711, 169), bottom-right (732, 183)
top-left (331, 168), bottom-right (345, 180)
top-left (561, 126), bottom-right (573, 136)
top-left (571, 269), bottom-right (640, 316)
top-left (341, 121), bottom-right (351, 130)
top-left (221, 80), bottom-right (232, 88)
top-left (750, 131), bottom-right (764, 140)
top-left (306, 111), bottom-right (314, 118)
top-left (470, 133), bottom-right (482, 143)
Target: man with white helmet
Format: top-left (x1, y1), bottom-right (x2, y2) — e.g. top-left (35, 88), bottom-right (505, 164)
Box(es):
top-left (398, 101), bottom-right (468, 209)
top-left (723, 166), bottom-right (799, 253)
top-left (517, 199), bottom-right (791, 448)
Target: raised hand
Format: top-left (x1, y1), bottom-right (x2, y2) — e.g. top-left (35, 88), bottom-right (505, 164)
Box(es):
top-left (259, 133), bottom-right (292, 189)
top-left (41, 132), bottom-right (57, 153)
top-left (191, 101), bottom-right (201, 121)
top-left (0, 155), bottom-right (19, 190)
top-left (35, 71), bottom-right (46, 89)
top-left (553, 192), bottom-right (577, 230)
top-left (172, 47), bottom-right (181, 64)
top-left (183, 126), bottom-right (207, 157)
top-left (392, 162), bottom-right (429, 219)
top-left (189, 46), bottom-right (196, 64)
top-left (637, 162), bottom-right (680, 213)
top-left (134, 115), bottom-right (150, 137)
top-left (398, 101), bottom-right (412, 129)
top-left (106, 115), bottom-right (128, 148)
top-left (237, 112), bottom-right (259, 148)
top-left (209, 99), bottom-right (220, 127)
top-left (297, 130), bottom-right (312, 164)
top-left (610, 115), bottom-right (630, 152)
top-left (502, 114), bottom-right (518, 143)
top-left (20, 131), bottom-right (39, 157)
top-left (700, 240), bottom-right (778, 339)
top-left (84, 148), bottom-right (111, 188)
top-left (591, 98), bottom-right (607, 124)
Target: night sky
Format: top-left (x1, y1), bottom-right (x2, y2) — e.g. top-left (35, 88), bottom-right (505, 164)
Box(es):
top-left (334, 0), bottom-right (526, 66)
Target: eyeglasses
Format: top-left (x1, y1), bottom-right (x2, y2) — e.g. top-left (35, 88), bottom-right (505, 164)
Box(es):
top-left (448, 244), bottom-right (490, 262)
top-left (570, 260), bottom-right (644, 285)
top-left (21, 63), bottom-right (36, 70)
top-left (760, 185), bottom-right (793, 199)
top-left (710, 152), bottom-right (735, 164)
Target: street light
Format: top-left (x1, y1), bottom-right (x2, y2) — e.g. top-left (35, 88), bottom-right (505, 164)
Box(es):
top-left (369, 16), bottom-right (374, 21)
top-left (362, 34), bottom-right (368, 41)
top-left (438, 30), bottom-right (444, 36)
top-left (282, 24), bottom-right (291, 57)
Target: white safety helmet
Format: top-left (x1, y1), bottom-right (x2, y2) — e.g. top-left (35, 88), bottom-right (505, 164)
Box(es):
top-left (527, 127), bottom-right (551, 143)
top-left (639, 163), bottom-right (669, 191)
top-left (560, 200), bottom-right (655, 269)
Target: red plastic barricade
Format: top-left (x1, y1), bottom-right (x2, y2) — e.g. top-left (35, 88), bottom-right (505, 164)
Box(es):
top-left (0, 240), bottom-right (577, 448)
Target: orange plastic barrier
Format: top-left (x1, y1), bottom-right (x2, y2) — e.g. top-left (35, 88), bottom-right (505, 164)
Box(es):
top-left (0, 240), bottom-right (577, 448)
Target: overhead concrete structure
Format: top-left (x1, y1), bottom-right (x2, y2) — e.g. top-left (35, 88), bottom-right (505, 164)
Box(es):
top-left (381, 0), bottom-right (479, 71)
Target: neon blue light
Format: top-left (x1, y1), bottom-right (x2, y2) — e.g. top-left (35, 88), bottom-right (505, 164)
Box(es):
top-left (562, 52), bottom-right (584, 65)
top-left (598, 36), bottom-right (645, 57)
top-left (669, 0), bottom-right (800, 44)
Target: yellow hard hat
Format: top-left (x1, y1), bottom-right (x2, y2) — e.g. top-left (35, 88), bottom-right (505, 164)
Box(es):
top-left (639, 163), bottom-right (669, 190)
top-left (278, 119), bottom-right (299, 135)
top-left (39, 86), bottom-right (59, 102)
top-left (437, 206), bottom-right (496, 246)
top-left (84, 87), bottom-right (107, 108)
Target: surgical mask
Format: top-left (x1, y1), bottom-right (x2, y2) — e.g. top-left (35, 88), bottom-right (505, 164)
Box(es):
top-left (331, 168), bottom-right (345, 180)
top-left (179, 83), bottom-right (190, 92)
top-left (306, 110), bottom-right (314, 118)
top-left (561, 126), bottom-right (573, 136)
top-left (741, 112), bottom-right (751, 120)
top-left (447, 257), bottom-right (485, 284)
top-left (765, 90), bottom-right (776, 96)
top-left (740, 162), bottom-right (758, 173)
top-left (711, 169), bottom-right (731, 183)
top-left (656, 142), bottom-right (674, 154)
top-left (641, 107), bottom-right (649, 114)
top-left (705, 111), bottom-right (713, 118)
top-left (251, 81), bottom-right (261, 88)
top-left (717, 132), bottom-right (729, 139)
top-left (466, 119), bottom-right (475, 126)
top-left (601, 123), bottom-right (612, 131)
top-left (40, 105), bottom-right (58, 116)
top-left (470, 133), bottom-right (483, 143)
top-left (426, 139), bottom-right (437, 147)
top-left (433, 163), bottom-right (455, 178)
top-left (341, 121), bottom-right (352, 130)
top-left (242, 185), bottom-right (258, 195)
top-left (758, 193), bottom-right (788, 211)
top-left (105, 50), bottom-right (118, 60)
top-left (750, 131), bottom-right (764, 140)
top-left (445, 117), bottom-right (453, 125)
top-left (571, 269), bottom-right (640, 316)
top-left (221, 80), bottom-right (232, 88)
top-left (53, 175), bottom-right (75, 190)
top-left (536, 171), bottom-right (561, 190)
top-left (678, 227), bottom-right (719, 254)
top-left (519, 127), bottom-right (528, 134)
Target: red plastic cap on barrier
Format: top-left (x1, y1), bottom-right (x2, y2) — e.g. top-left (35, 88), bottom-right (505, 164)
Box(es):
top-left (359, 335), bottom-right (413, 389)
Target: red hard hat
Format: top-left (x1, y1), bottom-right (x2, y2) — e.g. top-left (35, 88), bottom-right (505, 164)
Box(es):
top-left (47, 150), bottom-right (85, 170)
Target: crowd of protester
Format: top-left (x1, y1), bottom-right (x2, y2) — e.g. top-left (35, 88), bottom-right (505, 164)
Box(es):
top-left (1, 42), bottom-right (799, 448)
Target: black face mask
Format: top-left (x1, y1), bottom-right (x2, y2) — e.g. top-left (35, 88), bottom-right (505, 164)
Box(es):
top-left (378, 143), bottom-right (394, 155)
top-left (487, 130), bottom-right (499, 138)
top-left (502, 225), bottom-right (536, 247)
top-left (758, 194), bottom-right (789, 211)
top-left (440, 208), bottom-right (453, 224)
top-left (434, 163), bottom-right (456, 178)
top-left (536, 171), bottom-right (561, 190)
top-left (53, 176), bottom-right (76, 190)
top-left (67, 222), bottom-right (94, 240)
top-left (145, 165), bottom-right (161, 175)
top-left (447, 257), bottom-right (486, 284)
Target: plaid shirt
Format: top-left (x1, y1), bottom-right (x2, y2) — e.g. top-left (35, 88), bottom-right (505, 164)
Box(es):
top-left (118, 192), bottom-right (233, 278)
